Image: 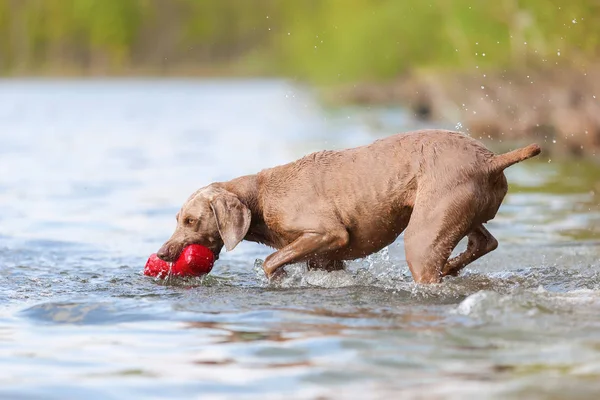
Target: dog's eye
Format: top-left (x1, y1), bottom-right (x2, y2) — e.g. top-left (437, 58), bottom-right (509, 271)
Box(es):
top-left (185, 218), bottom-right (196, 225)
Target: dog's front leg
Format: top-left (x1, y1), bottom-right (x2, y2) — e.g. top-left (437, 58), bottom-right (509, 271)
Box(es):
top-left (307, 258), bottom-right (345, 272)
top-left (262, 230), bottom-right (349, 279)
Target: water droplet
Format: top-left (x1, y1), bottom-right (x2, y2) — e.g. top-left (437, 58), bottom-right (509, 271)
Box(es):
top-left (481, 86), bottom-right (485, 89)
top-left (482, 53), bottom-right (486, 57)
top-left (572, 19), bottom-right (577, 24)
top-left (552, 139), bottom-right (556, 143)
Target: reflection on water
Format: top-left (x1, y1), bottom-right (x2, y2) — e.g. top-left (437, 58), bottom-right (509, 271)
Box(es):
top-left (1, 79), bottom-right (600, 399)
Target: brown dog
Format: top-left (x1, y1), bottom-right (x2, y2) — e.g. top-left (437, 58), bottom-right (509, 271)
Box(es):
top-left (157, 129), bottom-right (540, 283)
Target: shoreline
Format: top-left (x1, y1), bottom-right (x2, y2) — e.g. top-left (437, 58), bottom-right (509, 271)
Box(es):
top-left (3, 68), bottom-right (598, 159)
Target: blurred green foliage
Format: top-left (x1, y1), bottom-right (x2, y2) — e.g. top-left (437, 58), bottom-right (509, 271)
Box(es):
top-left (0, 0), bottom-right (598, 81)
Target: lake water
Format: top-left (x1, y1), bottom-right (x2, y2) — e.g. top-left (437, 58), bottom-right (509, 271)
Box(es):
top-left (1, 79), bottom-right (600, 399)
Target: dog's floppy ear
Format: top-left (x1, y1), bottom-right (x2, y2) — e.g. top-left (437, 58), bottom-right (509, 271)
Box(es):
top-left (209, 193), bottom-right (251, 252)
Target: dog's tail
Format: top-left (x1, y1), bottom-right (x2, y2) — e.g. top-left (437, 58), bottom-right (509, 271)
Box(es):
top-left (488, 143), bottom-right (541, 173)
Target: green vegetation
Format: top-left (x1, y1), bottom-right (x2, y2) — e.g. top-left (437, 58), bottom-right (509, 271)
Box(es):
top-left (1, 0), bottom-right (598, 81)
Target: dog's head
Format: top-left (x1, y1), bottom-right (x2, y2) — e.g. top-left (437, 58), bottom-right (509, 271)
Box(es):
top-left (157, 185), bottom-right (251, 262)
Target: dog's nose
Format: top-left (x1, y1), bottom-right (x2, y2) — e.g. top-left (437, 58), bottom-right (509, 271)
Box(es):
top-left (157, 245), bottom-right (170, 261)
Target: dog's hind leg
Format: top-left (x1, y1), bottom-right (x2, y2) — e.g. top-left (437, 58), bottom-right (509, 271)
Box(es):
top-left (441, 224), bottom-right (498, 277)
top-left (403, 187), bottom-right (479, 283)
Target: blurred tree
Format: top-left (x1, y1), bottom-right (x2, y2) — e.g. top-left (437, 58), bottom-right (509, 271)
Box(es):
top-left (0, 0), bottom-right (597, 78)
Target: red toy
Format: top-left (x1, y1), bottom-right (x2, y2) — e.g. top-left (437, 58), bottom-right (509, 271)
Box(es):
top-left (144, 244), bottom-right (215, 278)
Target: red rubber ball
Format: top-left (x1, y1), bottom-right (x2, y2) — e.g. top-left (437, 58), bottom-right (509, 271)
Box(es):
top-left (144, 244), bottom-right (215, 278)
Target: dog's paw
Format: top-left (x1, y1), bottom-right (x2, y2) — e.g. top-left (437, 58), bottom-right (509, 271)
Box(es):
top-left (266, 268), bottom-right (287, 283)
